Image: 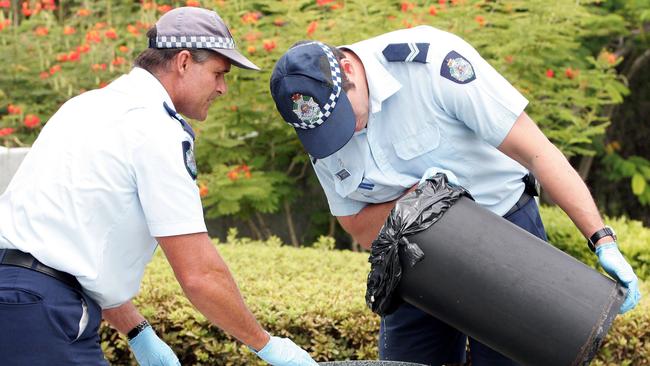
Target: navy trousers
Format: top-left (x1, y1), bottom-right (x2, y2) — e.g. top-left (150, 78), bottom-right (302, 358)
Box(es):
top-left (0, 262), bottom-right (107, 365)
top-left (379, 196), bottom-right (548, 366)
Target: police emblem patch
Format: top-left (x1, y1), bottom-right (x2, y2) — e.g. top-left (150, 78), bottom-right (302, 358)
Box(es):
top-left (291, 93), bottom-right (322, 126)
top-left (440, 51), bottom-right (476, 84)
top-left (182, 140), bottom-right (197, 180)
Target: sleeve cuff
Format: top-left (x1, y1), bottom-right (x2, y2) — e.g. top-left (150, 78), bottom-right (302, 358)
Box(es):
top-left (148, 220), bottom-right (207, 237)
top-left (330, 201), bottom-right (367, 217)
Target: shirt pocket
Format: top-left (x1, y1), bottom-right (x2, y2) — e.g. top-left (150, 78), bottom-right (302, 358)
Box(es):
top-left (392, 123), bottom-right (441, 161)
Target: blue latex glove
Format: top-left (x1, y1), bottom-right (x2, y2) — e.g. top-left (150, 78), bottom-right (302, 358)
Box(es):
top-left (419, 167), bottom-right (460, 187)
top-left (596, 241), bottom-right (642, 314)
top-left (255, 336), bottom-right (319, 366)
top-left (128, 326), bottom-right (181, 366)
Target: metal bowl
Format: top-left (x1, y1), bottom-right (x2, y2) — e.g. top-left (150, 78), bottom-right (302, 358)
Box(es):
top-left (320, 362), bottom-right (425, 366)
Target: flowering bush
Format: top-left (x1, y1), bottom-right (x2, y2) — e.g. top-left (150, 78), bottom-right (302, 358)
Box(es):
top-left (0, 0), bottom-right (630, 239)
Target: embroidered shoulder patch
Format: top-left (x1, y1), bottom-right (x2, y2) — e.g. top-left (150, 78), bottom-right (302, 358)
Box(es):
top-left (182, 140), bottom-right (197, 180)
top-left (440, 51), bottom-right (476, 84)
top-left (382, 43), bottom-right (430, 63)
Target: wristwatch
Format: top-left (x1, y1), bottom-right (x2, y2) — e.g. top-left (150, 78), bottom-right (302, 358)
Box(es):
top-left (127, 319), bottom-right (151, 340)
top-left (587, 226), bottom-right (617, 252)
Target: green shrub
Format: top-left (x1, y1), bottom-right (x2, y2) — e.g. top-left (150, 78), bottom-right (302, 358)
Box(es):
top-left (101, 240), bottom-right (376, 365)
top-left (541, 204), bottom-right (650, 280)
top-left (101, 209), bottom-right (650, 364)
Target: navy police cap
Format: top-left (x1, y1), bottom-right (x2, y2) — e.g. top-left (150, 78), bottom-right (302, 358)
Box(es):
top-left (270, 41), bottom-right (355, 159)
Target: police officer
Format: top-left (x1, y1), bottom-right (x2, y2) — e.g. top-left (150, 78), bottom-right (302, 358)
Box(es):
top-left (0, 7), bottom-right (317, 366)
top-left (270, 26), bottom-right (641, 365)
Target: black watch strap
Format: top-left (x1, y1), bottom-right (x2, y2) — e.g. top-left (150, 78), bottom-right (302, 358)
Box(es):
top-left (587, 226), bottom-right (616, 252)
top-left (127, 320), bottom-right (151, 341)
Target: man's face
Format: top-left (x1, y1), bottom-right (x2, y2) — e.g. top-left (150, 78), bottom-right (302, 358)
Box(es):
top-left (338, 52), bottom-right (370, 132)
top-left (344, 85), bottom-right (370, 132)
top-left (178, 53), bottom-right (231, 121)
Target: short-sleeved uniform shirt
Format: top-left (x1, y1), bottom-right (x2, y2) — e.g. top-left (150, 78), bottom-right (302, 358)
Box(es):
top-left (312, 26), bottom-right (529, 217)
top-left (0, 67), bottom-right (207, 308)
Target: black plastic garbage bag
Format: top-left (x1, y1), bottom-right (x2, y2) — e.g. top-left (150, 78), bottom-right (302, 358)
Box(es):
top-left (365, 173), bottom-right (470, 316)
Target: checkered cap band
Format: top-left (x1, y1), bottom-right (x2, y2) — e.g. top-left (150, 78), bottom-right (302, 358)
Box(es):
top-left (288, 42), bottom-right (343, 130)
top-left (154, 35), bottom-right (236, 49)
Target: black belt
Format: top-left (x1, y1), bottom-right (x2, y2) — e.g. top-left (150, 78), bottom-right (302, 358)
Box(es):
top-left (504, 191), bottom-right (533, 217)
top-left (0, 249), bottom-right (81, 290)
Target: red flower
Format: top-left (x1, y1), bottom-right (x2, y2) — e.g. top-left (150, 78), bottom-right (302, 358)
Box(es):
top-left (186, 0), bottom-right (200, 6)
top-left (545, 69), bottom-right (554, 78)
top-left (0, 1), bottom-right (10, 8)
top-left (401, 1), bottom-right (414, 12)
top-left (118, 45), bottom-right (129, 53)
top-left (86, 30), bottom-right (102, 43)
top-left (39, 71), bottom-right (49, 79)
top-left (0, 19), bottom-right (9, 31)
top-left (504, 55), bottom-right (514, 64)
top-left (246, 45), bottom-right (256, 54)
top-left (34, 26), bottom-right (49, 36)
top-left (263, 39), bottom-right (276, 52)
top-left (127, 24), bottom-right (139, 35)
top-left (42, 0), bottom-right (55, 11)
top-left (565, 67), bottom-right (577, 79)
top-left (56, 53), bottom-right (69, 62)
top-left (475, 15), bottom-right (486, 27)
top-left (317, 0), bottom-right (334, 6)
top-left (49, 64), bottom-right (61, 75)
top-left (227, 170), bottom-right (239, 181)
top-left (63, 26), bottom-right (76, 35)
top-left (428, 5), bottom-right (437, 15)
top-left (68, 50), bottom-right (80, 62)
top-left (94, 22), bottom-right (107, 30)
top-left (105, 28), bottom-right (118, 40)
top-left (199, 184), bottom-right (209, 197)
top-left (7, 104), bottom-right (22, 115)
top-left (0, 127), bottom-right (15, 137)
top-left (157, 5), bottom-right (172, 13)
top-left (77, 44), bottom-right (90, 53)
top-left (273, 18), bottom-right (286, 27)
top-left (306, 21), bottom-right (318, 36)
top-left (241, 11), bottom-right (261, 24)
top-left (92, 63), bottom-right (107, 72)
top-left (112, 57), bottom-right (126, 66)
top-left (24, 114), bottom-right (41, 129)
top-left (76, 8), bottom-right (91, 17)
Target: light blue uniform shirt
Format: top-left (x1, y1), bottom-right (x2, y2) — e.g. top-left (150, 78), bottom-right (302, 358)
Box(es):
top-left (0, 68), bottom-right (206, 308)
top-left (312, 26), bottom-right (529, 217)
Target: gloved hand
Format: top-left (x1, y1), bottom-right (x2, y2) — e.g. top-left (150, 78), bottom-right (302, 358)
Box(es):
top-left (419, 167), bottom-right (460, 187)
top-left (254, 336), bottom-right (319, 366)
top-left (596, 241), bottom-right (642, 314)
top-left (128, 325), bottom-right (181, 366)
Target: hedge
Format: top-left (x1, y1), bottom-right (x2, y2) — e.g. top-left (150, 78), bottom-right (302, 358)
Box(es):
top-left (100, 208), bottom-right (650, 365)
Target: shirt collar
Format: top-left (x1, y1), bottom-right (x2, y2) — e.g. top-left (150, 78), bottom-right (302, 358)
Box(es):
top-left (341, 45), bottom-right (401, 114)
top-left (119, 67), bottom-right (177, 111)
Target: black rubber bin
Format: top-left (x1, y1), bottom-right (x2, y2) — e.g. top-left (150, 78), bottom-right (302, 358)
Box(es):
top-left (396, 195), bottom-right (626, 366)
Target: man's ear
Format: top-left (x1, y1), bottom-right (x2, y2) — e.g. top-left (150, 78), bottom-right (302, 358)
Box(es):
top-left (174, 50), bottom-right (192, 74)
top-left (339, 58), bottom-right (354, 77)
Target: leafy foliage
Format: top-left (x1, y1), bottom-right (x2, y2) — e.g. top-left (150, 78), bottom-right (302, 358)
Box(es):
top-left (0, 0), bottom-right (631, 228)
